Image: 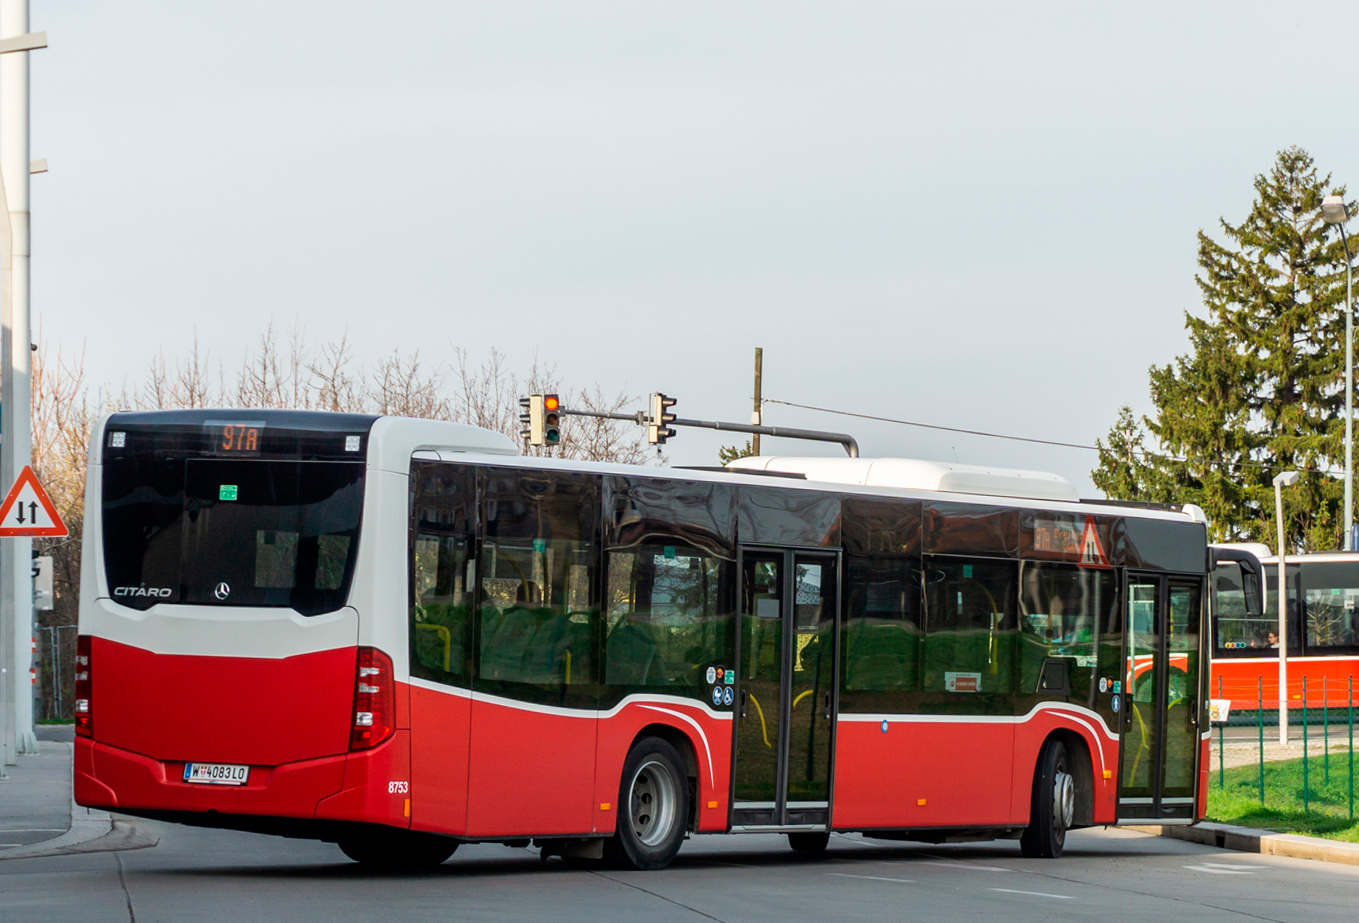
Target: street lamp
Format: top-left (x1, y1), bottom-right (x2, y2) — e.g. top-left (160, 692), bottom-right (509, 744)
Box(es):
top-left (1273, 469), bottom-right (1299, 744)
top-left (1323, 194), bottom-right (1353, 551)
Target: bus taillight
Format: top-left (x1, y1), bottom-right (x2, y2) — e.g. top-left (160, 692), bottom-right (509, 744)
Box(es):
top-left (349, 647), bottom-right (394, 751)
top-left (74, 635), bottom-right (92, 737)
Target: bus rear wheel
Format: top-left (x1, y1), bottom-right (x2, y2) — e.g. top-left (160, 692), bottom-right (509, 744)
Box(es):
top-left (1020, 739), bottom-right (1074, 859)
top-left (338, 829), bottom-right (458, 869)
top-left (604, 736), bottom-right (689, 871)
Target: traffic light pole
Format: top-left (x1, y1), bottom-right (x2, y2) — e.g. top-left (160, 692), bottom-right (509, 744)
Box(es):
top-left (559, 408), bottom-right (859, 457)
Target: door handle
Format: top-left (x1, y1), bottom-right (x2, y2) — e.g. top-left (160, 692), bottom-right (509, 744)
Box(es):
top-left (823, 691), bottom-right (831, 720)
top-left (740, 689), bottom-right (748, 718)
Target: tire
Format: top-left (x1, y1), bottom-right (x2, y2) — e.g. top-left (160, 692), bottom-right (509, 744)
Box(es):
top-left (338, 829), bottom-right (458, 869)
top-left (603, 736), bottom-right (690, 871)
top-left (787, 832), bottom-right (830, 855)
top-left (1020, 739), bottom-right (1074, 859)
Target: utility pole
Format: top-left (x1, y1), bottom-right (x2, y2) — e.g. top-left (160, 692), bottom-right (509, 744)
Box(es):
top-left (0, 0), bottom-right (43, 764)
top-left (751, 347), bottom-right (762, 457)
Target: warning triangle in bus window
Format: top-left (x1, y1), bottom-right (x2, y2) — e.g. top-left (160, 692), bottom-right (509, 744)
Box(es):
top-left (0, 465), bottom-right (68, 537)
top-left (1078, 516), bottom-right (1110, 568)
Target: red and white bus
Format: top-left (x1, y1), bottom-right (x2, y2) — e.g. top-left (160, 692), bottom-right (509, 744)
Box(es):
top-left (75, 411), bottom-right (1211, 869)
top-left (1210, 546), bottom-right (1359, 712)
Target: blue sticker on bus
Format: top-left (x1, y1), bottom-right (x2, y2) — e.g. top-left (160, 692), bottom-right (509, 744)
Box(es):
top-left (711, 687), bottom-right (723, 705)
top-left (1111, 695), bottom-right (1121, 713)
top-left (722, 686), bottom-right (734, 706)
top-left (881, 720), bottom-right (889, 733)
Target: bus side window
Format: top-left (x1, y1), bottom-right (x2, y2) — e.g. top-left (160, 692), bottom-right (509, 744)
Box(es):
top-left (411, 534), bottom-right (471, 679)
top-left (477, 469), bottom-right (600, 691)
top-left (1018, 562), bottom-right (1113, 700)
top-left (603, 545), bottom-right (734, 687)
top-left (408, 461), bottom-right (476, 684)
top-left (923, 556), bottom-right (1016, 695)
top-left (1299, 561), bottom-right (1359, 653)
top-left (842, 555), bottom-right (920, 692)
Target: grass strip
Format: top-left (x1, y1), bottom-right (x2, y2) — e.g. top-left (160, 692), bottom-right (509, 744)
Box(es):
top-left (1208, 754), bottom-right (1359, 842)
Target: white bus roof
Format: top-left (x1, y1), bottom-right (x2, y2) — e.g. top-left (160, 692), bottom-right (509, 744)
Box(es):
top-left (725, 456), bottom-right (1081, 503)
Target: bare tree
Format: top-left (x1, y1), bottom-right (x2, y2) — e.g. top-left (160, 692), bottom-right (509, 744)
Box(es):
top-left (308, 332), bottom-right (363, 412)
top-left (373, 347), bottom-right (451, 419)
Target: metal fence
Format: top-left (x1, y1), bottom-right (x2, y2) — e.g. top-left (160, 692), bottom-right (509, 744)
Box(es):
top-left (1210, 675), bottom-right (1357, 822)
top-left (34, 624), bottom-right (77, 722)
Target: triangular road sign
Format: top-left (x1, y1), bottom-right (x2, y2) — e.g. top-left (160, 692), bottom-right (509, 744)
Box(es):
top-left (0, 465), bottom-right (68, 537)
top-left (1078, 515), bottom-right (1111, 568)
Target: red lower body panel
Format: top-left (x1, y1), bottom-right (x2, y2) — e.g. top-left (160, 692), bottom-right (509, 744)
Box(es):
top-left (409, 685), bottom-right (471, 835)
top-left (831, 708), bottom-right (1120, 830)
top-left (409, 684), bottom-right (731, 838)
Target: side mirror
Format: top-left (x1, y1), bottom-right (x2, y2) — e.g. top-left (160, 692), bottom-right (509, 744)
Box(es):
top-left (1242, 571), bottom-right (1263, 617)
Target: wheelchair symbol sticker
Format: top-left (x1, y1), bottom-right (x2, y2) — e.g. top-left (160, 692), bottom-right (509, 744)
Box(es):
top-left (722, 686), bottom-right (734, 706)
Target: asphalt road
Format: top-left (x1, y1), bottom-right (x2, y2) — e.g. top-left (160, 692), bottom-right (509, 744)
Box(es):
top-left (2, 819), bottom-right (1357, 922)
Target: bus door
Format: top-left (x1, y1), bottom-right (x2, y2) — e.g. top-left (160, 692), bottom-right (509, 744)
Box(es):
top-left (731, 547), bottom-right (839, 829)
top-left (1118, 573), bottom-right (1203, 822)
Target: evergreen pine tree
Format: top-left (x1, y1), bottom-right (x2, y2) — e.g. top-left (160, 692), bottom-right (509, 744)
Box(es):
top-left (1093, 147), bottom-right (1354, 550)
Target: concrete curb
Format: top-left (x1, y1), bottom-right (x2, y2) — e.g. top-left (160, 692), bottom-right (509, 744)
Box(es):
top-left (1140, 821), bottom-right (1359, 867)
top-left (0, 795), bottom-right (159, 862)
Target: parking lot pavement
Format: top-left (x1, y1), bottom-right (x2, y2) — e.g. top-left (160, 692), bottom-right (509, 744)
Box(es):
top-left (4, 818), bottom-right (1359, 923)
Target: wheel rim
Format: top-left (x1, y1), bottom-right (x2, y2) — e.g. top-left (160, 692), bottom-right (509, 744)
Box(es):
top-left (1053, 767), bottom-right (1074, 830)
top-left (628, 758), bottom-right (679, 847)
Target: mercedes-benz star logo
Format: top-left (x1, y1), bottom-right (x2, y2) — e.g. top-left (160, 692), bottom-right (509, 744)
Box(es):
top-left (214, 582), bottom-right (230, 600)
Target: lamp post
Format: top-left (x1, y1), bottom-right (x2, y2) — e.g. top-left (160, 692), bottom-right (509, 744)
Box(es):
top-left (1323, 195), bottom-right (1353, 550)
top-left (1273, 469), bottom-right (1299, 744)
top-left (0, 11), bottom-right (45, 771)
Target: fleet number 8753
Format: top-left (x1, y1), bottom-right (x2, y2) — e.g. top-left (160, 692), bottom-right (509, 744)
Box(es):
top-left (388, 781), bottom-right (409, 794)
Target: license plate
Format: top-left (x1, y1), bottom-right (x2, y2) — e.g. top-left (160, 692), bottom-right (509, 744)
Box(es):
top-left (183, 762), bottom-right (249, 785)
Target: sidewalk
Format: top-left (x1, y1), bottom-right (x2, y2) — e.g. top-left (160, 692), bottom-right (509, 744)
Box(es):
top-left (0, 732), bottom-right (77, 848)
top-left (1214, 738), bottom-right (1356, 770)
top-left (1144, 821), bottom-right (1359, 867)
top-left (0, 726), bottom-right (158, 860)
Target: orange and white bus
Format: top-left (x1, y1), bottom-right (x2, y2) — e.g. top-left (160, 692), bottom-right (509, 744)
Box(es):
top-left (1210, 546), bottom-right (1359, 713)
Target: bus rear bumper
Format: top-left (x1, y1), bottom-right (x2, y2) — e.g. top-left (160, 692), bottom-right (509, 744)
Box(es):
top-left (74, 736), bottom-right (352, 821)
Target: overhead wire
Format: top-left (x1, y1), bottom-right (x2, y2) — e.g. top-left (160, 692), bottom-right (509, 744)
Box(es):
top-left (761, 398), bottom-right (1341, 478)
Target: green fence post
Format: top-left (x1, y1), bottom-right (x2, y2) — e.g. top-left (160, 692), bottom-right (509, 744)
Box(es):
top-left (1304, 676), bottom-right (1309, 814)
top-left (1325, 676), bottom-right (1330, 787)
top-left (1259, 676), bottom-right (1265, 807)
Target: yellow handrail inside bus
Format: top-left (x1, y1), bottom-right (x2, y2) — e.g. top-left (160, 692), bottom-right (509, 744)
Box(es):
top-left (747, 692), bottom-right (772, 748)
top-left (415, 622), bottom-right (452, 672)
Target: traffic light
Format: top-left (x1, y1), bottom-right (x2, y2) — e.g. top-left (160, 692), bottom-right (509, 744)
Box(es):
top-left (543, 394), bottom-right (562, 446)
top-left (519, 395), bottom-right (544, 446)
top-left (648, 392), bottom-right (677, 445)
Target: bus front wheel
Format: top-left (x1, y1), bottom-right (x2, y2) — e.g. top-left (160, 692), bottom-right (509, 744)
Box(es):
top-left (338, 829), bottom-right (458, 869)
top-left (605, 736), bottom-right (689, 871)
top-left (1019, 739), bottom-right (1074, 859)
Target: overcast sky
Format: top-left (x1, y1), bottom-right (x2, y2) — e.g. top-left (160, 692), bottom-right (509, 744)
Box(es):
top-left (27, 2), bottom-right (1359, 492)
